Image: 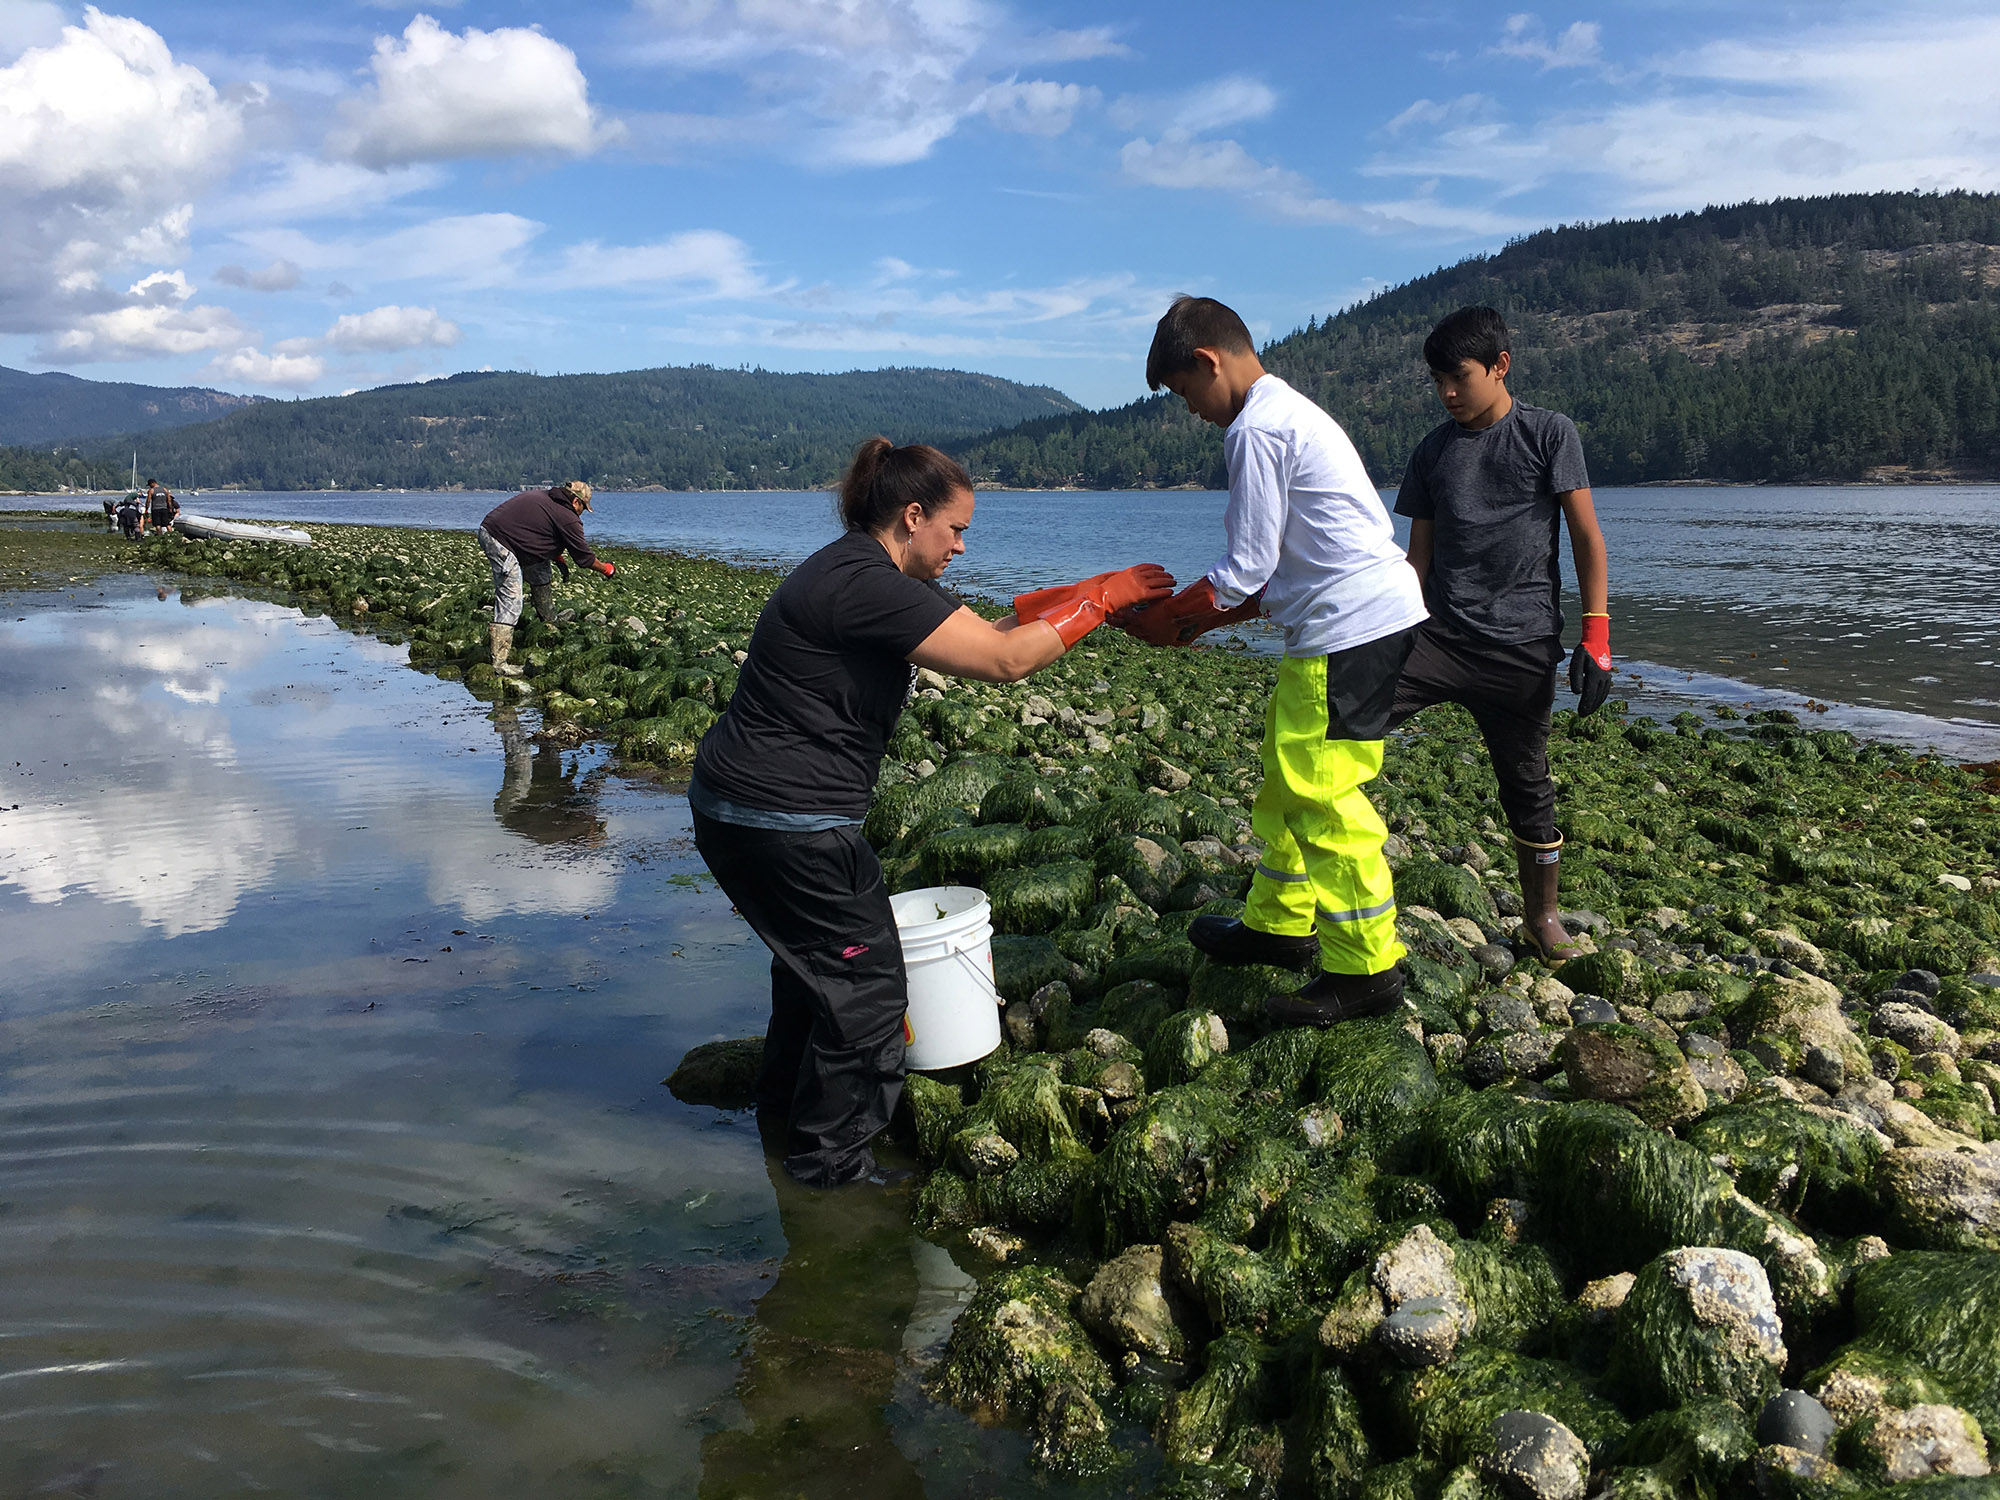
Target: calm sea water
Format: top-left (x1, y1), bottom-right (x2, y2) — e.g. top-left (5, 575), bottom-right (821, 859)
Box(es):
top-left (0, 576), bottom-right (1107, 1500)
top-left (39, 484), bottom-right (2000, 756)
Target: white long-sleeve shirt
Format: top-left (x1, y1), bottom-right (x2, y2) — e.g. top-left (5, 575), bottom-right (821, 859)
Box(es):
top-left (1207, 374), bottom-right (1426, 658)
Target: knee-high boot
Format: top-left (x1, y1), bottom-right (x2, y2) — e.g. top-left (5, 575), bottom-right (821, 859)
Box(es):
top-left (1514, 833), bottom-right (1583, 961)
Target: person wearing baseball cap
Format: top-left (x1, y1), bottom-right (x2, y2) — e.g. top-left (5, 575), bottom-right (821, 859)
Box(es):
top-left (476, 480), bottom-right (612, 676)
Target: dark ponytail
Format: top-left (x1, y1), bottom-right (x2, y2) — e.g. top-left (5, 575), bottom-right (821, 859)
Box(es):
top-left (836, 437), bottom-right (971, 534)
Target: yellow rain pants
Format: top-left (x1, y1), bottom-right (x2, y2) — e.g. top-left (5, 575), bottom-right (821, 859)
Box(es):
top-left (1242, 649), bottom-right (1406, 977)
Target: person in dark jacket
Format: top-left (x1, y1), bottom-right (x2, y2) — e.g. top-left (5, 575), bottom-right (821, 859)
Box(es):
top-left (689, 437), bottom-right (1173, 1188)
top-left (477, 480), bottom-right (613, 675)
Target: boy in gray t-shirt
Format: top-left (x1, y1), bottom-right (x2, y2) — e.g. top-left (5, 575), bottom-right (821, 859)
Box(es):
top-left (1390, 306), bottom-right (1613, 962)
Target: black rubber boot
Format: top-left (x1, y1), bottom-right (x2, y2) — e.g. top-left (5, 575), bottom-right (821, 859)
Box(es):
top-left (1188, 915), bottom-right (1321, 968)
top-left (531, 582), bottom-right (556, 625)
top-left (1264, 967), bottom-right (1405, 1028)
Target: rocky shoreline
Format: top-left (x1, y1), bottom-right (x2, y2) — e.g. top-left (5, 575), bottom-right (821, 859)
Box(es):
top-left (26, 517), bottom-right (2000, 1500)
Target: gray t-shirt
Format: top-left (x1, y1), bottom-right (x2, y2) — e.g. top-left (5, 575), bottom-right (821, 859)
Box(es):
top-left (1394, 401), bottom-right (1589, 645)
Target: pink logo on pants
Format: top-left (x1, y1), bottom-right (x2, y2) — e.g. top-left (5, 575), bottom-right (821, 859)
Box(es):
top-left (841, 944), bottom-right (870, 959)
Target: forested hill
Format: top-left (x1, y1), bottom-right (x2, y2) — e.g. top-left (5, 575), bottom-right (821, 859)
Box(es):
top-left (954, 191), bottom-right (2000, 487)
top-left (0, 365), bottom-right (263, 446)
top-left (94, 366), bottom-right (1080, 491)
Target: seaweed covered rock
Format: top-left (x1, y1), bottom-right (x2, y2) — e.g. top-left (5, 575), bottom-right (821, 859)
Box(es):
top-left (1479, 1411), bottom-right (1590, 1500)
top-left (662, 1036), bottom-right (762, 1108)
top-left (1147, 1009), bottom-right (1230, 1088)
top-left (1845, 1403), bottom-right (1991, 1481)
top-left (1558, 1023), bottom-right (1707, 1128)
top-left (932, 1268), bottom-right (1119, 1476)
top-left (1820, 1251), bottom-right (2000, 1434)
top-left (1076, 1244), bottom-right (1197, 1363)
top-left (1164, 1219), bottom-right (1305, 1335)
top-left (1734, 971), bottom-right (1871, 1081)
top-left (1685, 1101), bottom-right (1887, 1230)
top-left (1083, 1084), bottom-right (1243, 1252)
top-left (1610, 1248), bottom-right (1786, 1411)
top-left (1311, 1015), bottom-right (1440, 1142)
top-left (989, 860), bottom-right (1098, 934)
top-left (1558, 949), bottom-right (1650, 1005)
top-left (1390, 1345), bottom-right (1629, 1475)
top-left (1608, 1396), bottom-right (1758, 1499)
top-left (1875, 1148), bottom-right (2000, 1252)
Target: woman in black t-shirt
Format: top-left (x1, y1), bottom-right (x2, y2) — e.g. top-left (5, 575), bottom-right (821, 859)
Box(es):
top-left (690, 437), bottom-right (1172, 1187)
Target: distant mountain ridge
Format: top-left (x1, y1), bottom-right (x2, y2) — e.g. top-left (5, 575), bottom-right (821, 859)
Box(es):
top-left (88, 365), bottom-right (1082, 491)
top-left (953, 190), bottom-right (2000, 487)
top-left (0, 365), bottom-right (264, 447)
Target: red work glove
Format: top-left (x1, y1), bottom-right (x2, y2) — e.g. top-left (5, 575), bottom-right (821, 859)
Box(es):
top-left (1033, 564), bottom-right (1175, 648)
top-left (1012, 571), bottom-right (1111, 622)
top-left (1569, 613), bottom-right (1611, 714)
top-left (593, 559), bottom-right (615, 577)
top-left (1113, 578), bottom-right (1264, 647)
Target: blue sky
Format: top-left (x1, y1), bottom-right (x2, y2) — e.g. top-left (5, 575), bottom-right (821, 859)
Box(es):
top-left (3, 0), bottom-right (1997, 410)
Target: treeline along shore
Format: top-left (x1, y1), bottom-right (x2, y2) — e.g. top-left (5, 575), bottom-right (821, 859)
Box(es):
top-left (16, 513), bottom-right (2000, 1497)
top-left (7, 191), bottom-right (2000, 496)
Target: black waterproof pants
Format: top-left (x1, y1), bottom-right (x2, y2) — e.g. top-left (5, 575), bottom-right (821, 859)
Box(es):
top-left (692, 811), bottom-right (908, 1188)
top-left (1388, 621), bottom-right (1563, 844)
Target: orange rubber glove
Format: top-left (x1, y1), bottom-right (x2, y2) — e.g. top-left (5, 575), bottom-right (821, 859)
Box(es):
top-left (593, 559), bottom-right (615, 577)
top-left (1114, 578), bottom-right (1264, 647)
top-left (1032, 564), bottom-right (1175, 648)
top-left (1012, 571), bottom-right (1112, 622)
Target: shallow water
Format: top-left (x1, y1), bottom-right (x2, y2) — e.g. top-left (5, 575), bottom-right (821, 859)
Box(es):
top-left (35, 484), bottom-right (2000, 755)
top-left (0, 576), bottom-right (1112, 1499)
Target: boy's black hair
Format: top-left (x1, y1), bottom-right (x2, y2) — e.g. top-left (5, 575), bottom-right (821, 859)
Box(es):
top-left (1423, 306), bottom-right (1510, 373)
top-left (1145, 295), bottom-right (1254, 390)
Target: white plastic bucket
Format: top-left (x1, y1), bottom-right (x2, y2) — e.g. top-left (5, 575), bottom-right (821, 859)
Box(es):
top-left (892, 884), bottom-right (1002, 1071)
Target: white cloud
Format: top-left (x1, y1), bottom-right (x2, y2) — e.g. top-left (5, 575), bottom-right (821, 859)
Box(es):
top-left (553, 229), bottom-right (773, 297)
top-left (41, 267), bottom-right (243, 360)
top-left (1491, 14), bottom-right (1602, 70)
top-left (1384, 94), bottom-right (1495, 136)
top-left (215, 257), bottom-right (301, 292)
top-left (628, 0), bottom-right (1114, 166)
top-left (1110, 74), bottom-right (1278, 136)
top-left (978, 79), bottom-right (1095, 136)
top-left (206, 345), bottom-right (326, 387)
top-left (333, 14), bottom-right (615, 169)
top-left (1368, 11), bottom-right (2000, 210)
top-left (325, 303), bottom-right (463, 351)
top-left (236, 212), bottom-right (545, 290)
top-left (210, 155), bottom-right (446, 226)
top-left (0, 8), bottom-right (246, 352)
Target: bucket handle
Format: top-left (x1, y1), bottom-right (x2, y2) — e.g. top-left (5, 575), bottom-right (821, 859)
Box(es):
top-left (946, 946), bottom-right (1003, 1009)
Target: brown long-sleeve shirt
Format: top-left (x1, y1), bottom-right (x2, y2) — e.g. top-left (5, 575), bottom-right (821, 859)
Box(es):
top-left (479, 488), bottom-right (598, 569)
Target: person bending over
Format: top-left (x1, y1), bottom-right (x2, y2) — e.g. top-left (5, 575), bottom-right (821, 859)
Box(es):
top-left (1121, 296), bottom-right (1427, 1028)
top-left (689, 437), bottom-right (1172, 1187)
top-left (476, 480), bottom-right (612, 676)
top-left (1389, 305), bottom-right (1613, 962)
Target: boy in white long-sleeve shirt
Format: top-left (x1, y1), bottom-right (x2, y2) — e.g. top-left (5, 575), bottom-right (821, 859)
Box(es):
top-left (1120, 296), bottom-right (1427, 1025)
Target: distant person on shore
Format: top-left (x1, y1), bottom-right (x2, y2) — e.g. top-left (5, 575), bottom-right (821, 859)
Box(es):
top-left (149, 483), bottom-right (178, 535)
top-left (476, 481), bottom-right (613, 676)
top-left (1388, 305), bottom-right (1613, 962)
top-left (689, 437), bottom-right (1172, 1188)
top-left (103, 493), bottom-right (122, 531)
top-left (116, 492), bottom-right (143, 538)
top-left (1119, 296), bottom-right (1428, 1028)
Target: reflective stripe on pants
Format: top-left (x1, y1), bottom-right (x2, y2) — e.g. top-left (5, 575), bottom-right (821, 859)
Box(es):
top-left (1242, 651), bottom-right (1405, 977)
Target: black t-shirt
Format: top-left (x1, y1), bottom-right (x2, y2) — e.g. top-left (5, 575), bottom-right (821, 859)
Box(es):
top-left (693, 531), bottom-right (959, 817)
top-left (1394, 401), bottom-right (1589, 645)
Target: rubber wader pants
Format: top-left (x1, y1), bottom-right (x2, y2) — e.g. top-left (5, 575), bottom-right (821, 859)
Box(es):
top-left (1242, 630), bottom-right (1415, 977)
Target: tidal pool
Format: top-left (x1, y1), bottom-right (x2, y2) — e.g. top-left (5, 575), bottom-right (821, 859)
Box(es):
top-left (0, 575), bottom-right (1094, 1499)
